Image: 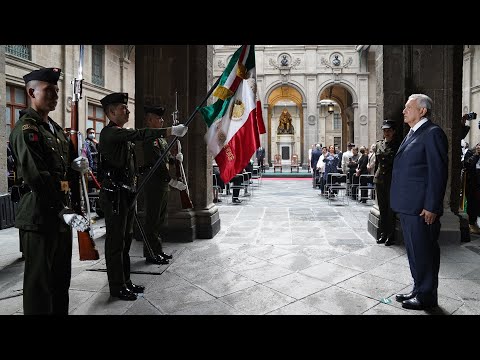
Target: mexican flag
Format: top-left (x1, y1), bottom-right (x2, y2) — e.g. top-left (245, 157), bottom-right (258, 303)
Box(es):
top-left (201, 45), bottom-right (265, 184)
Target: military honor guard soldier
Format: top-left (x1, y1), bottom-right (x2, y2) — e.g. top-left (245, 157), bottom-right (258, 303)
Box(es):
top-left (98, 92), bottom-right (188, 301)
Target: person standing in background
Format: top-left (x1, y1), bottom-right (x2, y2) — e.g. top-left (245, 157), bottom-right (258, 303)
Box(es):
top-left (374, 120), bottom-right (399, 246)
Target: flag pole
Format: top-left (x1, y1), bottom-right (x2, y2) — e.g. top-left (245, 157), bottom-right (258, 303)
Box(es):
top-left (133, 76), bottom-right (221, 201)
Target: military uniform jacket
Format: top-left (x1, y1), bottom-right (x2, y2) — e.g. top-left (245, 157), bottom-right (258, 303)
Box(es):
top-left (143, 135), bottom-right (174, 191)
top-left (9, 108), bottom-right (75, 230)
top-left (374, 139), bottom-right (399, 184)
top-left (98, 122), bottom-right (168, 188)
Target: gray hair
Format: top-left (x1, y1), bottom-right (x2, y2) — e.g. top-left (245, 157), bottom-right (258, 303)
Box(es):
top-left (408, 93), bottom-right (433, 117)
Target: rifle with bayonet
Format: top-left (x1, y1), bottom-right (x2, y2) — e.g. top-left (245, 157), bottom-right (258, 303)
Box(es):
top-left (70, 45), bottom-right (100, 261)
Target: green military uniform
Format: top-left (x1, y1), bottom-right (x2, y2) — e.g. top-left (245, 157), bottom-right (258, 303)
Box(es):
top-left (98, 122), bottom-right (168, 295)
top-left (374, 138), bottom-right (399, 241)
top-left (9, 107), bottom-right (75, 315)
top-left (142, 136), bottom-right (174, 257)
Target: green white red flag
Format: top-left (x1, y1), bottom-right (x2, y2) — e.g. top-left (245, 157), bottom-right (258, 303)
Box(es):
top-left (200, 45), bottom-right (265, 183)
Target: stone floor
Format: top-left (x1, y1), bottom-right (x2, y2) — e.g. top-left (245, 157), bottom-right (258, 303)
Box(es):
top-left (1, 177), bottom-right (480, 315)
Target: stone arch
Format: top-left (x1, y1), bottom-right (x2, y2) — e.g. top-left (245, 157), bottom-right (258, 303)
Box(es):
top-left (317, 80), bottom-right (358, 151)
top-left (264, 82), bottom-right (306, 165)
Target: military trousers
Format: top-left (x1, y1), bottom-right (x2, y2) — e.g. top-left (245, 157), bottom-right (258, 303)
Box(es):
top-left (376, 180), bottom-right (396, 237)
top-left (143, 186), bottom-right (169, 256)
top-left (21, 226), bottom-right (72, 315)
top-left (100, 188), bottom-right (135, 294)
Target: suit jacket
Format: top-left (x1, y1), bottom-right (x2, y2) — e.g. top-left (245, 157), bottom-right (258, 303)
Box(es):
top-left (356, 154), bottom-right (368, 176)
top-left (390, 119), bottom-right (448, 216)
top-left (256, 147), bottom-right (265, 159)
top-left (311, 148), bottom-right (322, 169)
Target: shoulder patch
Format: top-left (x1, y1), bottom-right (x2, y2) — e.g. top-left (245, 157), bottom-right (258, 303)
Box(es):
top-left (22, 124), bottom-right (38, 132)
top-left (28, 133), bottom-right (39, 142)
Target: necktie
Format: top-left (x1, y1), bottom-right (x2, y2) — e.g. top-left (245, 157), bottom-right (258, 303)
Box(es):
top-left (406, 129), bottom-right (414, 139)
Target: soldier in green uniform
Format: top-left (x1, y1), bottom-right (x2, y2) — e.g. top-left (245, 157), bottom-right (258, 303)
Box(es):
top-left (374, 119), bottom-right (400, 246)
top-left (9, 68), bottom-right (89, 315)
top-left (98, 93), bottom-right (188, 301)
top-left (141, 105), bottom-right (187, 265)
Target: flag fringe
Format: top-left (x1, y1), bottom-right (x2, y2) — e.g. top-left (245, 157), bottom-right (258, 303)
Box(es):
top-left (213, 86), bottom-right (234, 101)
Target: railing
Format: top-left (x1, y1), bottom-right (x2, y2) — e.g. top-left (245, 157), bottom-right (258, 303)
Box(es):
top-left (5, 45), bottom-right (31, 60)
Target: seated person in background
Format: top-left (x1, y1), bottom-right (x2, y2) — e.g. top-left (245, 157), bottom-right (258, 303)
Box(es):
top-left (213, 166), bottom-right (228, 203)
top-left (231, 174), bottom-right (244, 204)
top-left (244, 160), bottom-right (254, 184)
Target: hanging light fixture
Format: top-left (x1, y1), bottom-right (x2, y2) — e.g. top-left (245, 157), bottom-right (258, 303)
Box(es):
top-left (327, 102), bottom-right (335, 114)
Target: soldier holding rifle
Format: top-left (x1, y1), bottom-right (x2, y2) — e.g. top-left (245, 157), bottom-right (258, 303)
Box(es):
top-left (141, 105), bottom-right (187, 265)
top-left (98, 93), bottom-right (188, 301)
top-left (9, 68), bottom-right (89, 314)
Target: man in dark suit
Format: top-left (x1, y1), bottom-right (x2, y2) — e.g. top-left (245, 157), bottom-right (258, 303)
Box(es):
top-left (390, 93), bottom-right (448, 311)
top-left (256, 146), bottom-right (265, 172)
top-left (310, 144), bottom-right (322, 188)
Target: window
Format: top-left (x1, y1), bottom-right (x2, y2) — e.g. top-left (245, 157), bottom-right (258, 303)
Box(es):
top-left (5, 84), bottom-right (27, 138)
top-left (5, 45), bottom-right (31, 60)
top-left (92, 45), bottom-right (105, 87)
top-left (87, 103), bottom-right (106, 135)
top-left (333, 113), bottom-right (341, 130)
top-left (334, 137), bottom-right (341, 149)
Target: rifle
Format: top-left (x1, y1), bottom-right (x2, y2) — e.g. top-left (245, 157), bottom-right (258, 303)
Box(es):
top-left (171, 90), bottom-right (193, 209)
top-left (70, 45), bottom-right (100, 261)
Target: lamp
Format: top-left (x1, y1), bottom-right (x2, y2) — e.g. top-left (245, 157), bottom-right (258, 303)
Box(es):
top-left (327, 102), bottom-right (335, 114)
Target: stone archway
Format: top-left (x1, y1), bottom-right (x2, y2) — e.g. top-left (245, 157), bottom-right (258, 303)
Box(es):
top-left (266, 85), bottom-right (304, 166)
top-left (318, 82), bottom-right (356, 152)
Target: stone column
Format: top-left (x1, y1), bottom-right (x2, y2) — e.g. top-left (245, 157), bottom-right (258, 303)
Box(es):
top-left (0, 46), bottom-right (7, 194)
top-left (135, 45), bottom-right (219, 242)
top-left (190, 45), bottom-right (220, 239)
top-left (357, 73), bottom-right (369, 147)
top-left (351, 102), bottom-right (359, 145)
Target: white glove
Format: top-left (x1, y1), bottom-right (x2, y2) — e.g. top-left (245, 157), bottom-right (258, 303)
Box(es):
top-left (59, 208), bottom-right (90, 232)
top-left (71, 156), bottom-right (89, 174)
top-left (175, 153), bottom-right (184, 162)
top-left (169, 179), bottom-right (187, 191)
top-left (171, 124), bottom-right (188, 137)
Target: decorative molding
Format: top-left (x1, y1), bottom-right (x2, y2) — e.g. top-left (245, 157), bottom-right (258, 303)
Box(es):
top-left (269, 54), bottom-right (301, 70)
top-left (308, 115), bottom-right (316, 125)
top-left (359, 115), bottom-right (367, 125)
top-left (320, 57), bottom-right (332, 69)
top-left (321, 53), bottom-right (353, 69)
top-left (218, 59), bottom-right (226, 69)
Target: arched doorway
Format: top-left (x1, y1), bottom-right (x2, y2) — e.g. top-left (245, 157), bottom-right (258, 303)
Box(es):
top-left (318, 84), bottom-right (355, 152)
top-left (267, 85), bottom-right (304, 166)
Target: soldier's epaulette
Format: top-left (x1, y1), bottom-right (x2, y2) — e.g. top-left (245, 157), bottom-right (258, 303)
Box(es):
top-left (22, 123), bottom-right (39, 132)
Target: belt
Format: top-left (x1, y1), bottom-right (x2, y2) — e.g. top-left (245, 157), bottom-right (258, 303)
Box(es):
top-left (20, 181), bottom-right (70, 194)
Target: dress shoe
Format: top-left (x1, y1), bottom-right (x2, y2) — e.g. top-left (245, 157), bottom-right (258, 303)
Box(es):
top-left (376, 234), bottom-right (387, 244)
top-left (402, 296), bottom-right (438, 310)
top-left (159, 251), bottom-right (172, 260)
top-left (395, 291), bottom-right (416, 303)
top-left (111, 286), bottom-right (137, 301)
top-left (126, 282), bottom-right (145, 294)
top-left (145, 254), bottom-right (169, 265)
top-left (213, 198), bottom-right (222, 203)
top-left (384, 237), bottom-right (395, 246)
top-left (232, 198), bottom-right (242, 204)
